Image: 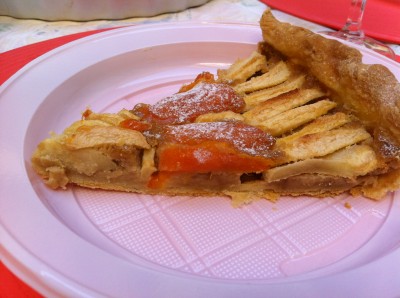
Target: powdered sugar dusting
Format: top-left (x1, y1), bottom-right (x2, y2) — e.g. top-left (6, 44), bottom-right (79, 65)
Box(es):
top-left (377, 131), bottom-right (400, 159)
top-left (149, 82), bottom-right (244, 124)
top-left (163, 122), bottom-right (276, 158)
top-left (193, 148), bottom-right (213, 164)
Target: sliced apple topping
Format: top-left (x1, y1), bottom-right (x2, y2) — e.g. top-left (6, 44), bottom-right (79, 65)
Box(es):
top-left (265, 145), bottom-right (378, 182)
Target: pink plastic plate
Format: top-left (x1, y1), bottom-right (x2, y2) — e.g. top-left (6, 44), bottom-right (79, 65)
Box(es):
top-left (1, 22), bottom-right (399, 298)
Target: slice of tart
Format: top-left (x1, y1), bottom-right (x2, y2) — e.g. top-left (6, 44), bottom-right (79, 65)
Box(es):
top-left (31, 9), bottom-right (400, 206)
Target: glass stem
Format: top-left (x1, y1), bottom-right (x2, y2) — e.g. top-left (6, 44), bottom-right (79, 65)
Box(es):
top-left (341, 0), bottom-right (367, 39)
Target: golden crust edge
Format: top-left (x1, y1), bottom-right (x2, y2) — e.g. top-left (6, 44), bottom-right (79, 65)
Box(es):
top-left (260, 9), bottom-right (400, 148)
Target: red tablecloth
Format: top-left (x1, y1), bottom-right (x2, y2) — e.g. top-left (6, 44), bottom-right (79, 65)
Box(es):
top-left (0, 262), bottom-right (43, 298)
top-left (260, 0), bottom-right (400, 43)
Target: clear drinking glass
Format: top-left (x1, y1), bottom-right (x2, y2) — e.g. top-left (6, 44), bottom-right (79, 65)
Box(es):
top-left (321, 0), bottom-right (396, 60)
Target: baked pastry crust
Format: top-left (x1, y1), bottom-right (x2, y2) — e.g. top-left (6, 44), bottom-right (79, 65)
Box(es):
top-left (31, 9), bottom-right (400, 205)
top-left (259, 9), bottom-right (400, 199)
top-left (261, 10), bottom-right (400, 147)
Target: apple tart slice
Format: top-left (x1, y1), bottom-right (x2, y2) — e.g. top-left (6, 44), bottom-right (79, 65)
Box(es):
top-left (31, 10), bottom-right (400, 205)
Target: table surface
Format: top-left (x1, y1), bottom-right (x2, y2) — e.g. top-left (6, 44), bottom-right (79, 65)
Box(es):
top-left (0, 0), bottom-right (399, 296)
